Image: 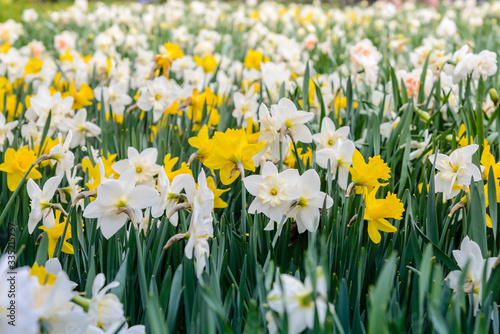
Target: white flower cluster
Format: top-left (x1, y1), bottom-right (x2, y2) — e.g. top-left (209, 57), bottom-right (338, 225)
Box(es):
top-left (0, 256), bottom-right (144, 334)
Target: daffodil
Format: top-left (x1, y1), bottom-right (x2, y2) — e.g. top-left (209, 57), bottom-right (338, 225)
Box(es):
top-left (0, 146), bottom-right (42, 191)
top-left (446, 236), bottom-right (498, 315)
top-left (27, 176), bottom-right (62, 233)
top-left (244, 49), bottom-right (263, 70)
top-left (428, 144), bottom-right (482, 199)
top-left (187, 87), bottom-right (220, 130)
top-left (194, 54), bottom-right (217, 73)
top-left (164, 153), bottom-right (193, 181)
top-left (206, 176), bottom-right (229, 209)
top-left (363, 188), bottom-right (404, 244)
top-left (0, 110), bottom-right (18, 151)
top-left (151, 168), bottom-right (195, 226)
top-left (316, 139), bottom-right (356, 190)
top-left (244, 161), bottom-right (300, 227)
top-left (39, 210), bottom-right (74, 258)
top-left (137, 76), bottom-right (180, 122)
top-left (82, 168), bottom-right (159, 239)
top-left (267, 267), bottom-right (328, 334)
top-left (347, 150), bottom-right (391, 195)
top-left (156, 42), bottom-right (184, 73)
top-left (480, 144), bottom-right (500, 180)
top-left (112, 147), bottom-right (162, 186)
top-left (312, 117), bottom-right (350, 150)
top-left (184, 197), bottom-right (213, 276)
top-left (203, 128), bottom-right (266, 185)
top-left (63, 82), bottom-right (94, 110)
top-left (188, 125), bottom-right (213, 163)
top-left (49, 131), bottom-right (75, 177)
top-left (60, 108), bottom-right (101, 148)
top-left (287, 169), bottom-right (333, 233)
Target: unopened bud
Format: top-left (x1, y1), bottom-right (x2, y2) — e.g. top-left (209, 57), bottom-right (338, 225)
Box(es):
top-left (489, 88), bottom-right (499, 104)
top-left (414, 107), bottom-right (431, 122)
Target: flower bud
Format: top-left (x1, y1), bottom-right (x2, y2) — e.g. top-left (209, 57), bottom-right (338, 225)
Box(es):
top-left (489, 88), bottom-right (499, 104)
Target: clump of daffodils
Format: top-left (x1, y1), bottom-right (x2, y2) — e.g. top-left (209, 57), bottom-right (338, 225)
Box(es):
top-left (0, 256), bottom-right (145, 333)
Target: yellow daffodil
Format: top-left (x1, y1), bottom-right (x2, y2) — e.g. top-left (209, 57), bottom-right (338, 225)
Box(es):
top-left (39, 210), bottom-right (75, 258)
top-left (188, 125), bottom-right (213, 163)
top-left (187, 88), bottom-right (220, 130)
top-left (0, 42), bottom-right (10, 54)
top-left (164, 154), bottom-right (193, 182)
top-left (348, 150), bottom-right (391, 195)
top-left (207, 176), bottom-right (229, 209)
top-left (156, 42), bottom-right (184, 73)
top-left (0, 146), bottom-right (42, 191)
top-left (364, 188), bottom-right (404, 243)
top-left (63, 82), bottom-right (94, 110)
top-left (284, 145), bottom-right (312, 169)
top-left (194, 54), bottom-right (218, 73)
top-left (244, 49), bottom-right (263, 70)
top-left (24, 58), bottom-right (43, 76)
top-left (203, 128), bottom-right (266, 185)
top-left (480, 144), bottom-right (500, 180)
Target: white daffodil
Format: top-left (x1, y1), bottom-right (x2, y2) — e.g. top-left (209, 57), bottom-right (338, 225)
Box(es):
top-left (0, 47), bottom-right (28, 83)
top-left (428, 144), bottom-right (482, 199)
top-left (444, 45), bottom-right (476, 84)
top-left (446, 236), bottom-right (498, 315)
top-left (88, 273), bottom-right (125, 330)
top-left (312, 117), bottom-right (350, 150)
top-left (63, 168), bottom-right (83, 209)
top-left (0, 112), bottom-right (18, 151)
top-left (82, 168), bottom-right (159, 239)
top-left (267, 267), bottom-right (328, 334)
top-left (137, 76), bottom-right (179, 122)
top-left (50, 131), bottom-right (75, 177)
top-left (271, 97), bottom-right (314, 144)
top-left (0, 255), bottom-right (38, 334)
top-left (316, 139), bottom-right (356, 190)
top-left (258, 103), bottom-right (288, 159)
top-left (94, 82), bottom-right (133, 116)
top-left (232, 88), bottom-right (259, 127)
top-left (28, 259), bottom-right (83, 331)
top-left (27, 176), bottom-right (61, 233)
top-left (112, 147), bottom-right (162, 186)
top-left (60, 108), bottom-right (101, 148)
top-left (288, 169), bottom-right (333, 233)
top-left (151, 168), bottom-right (196, 226)
top-left (244, 161), bottom-right (299, 229)
top-left (184, 197), bottom-right (213, 276)
top-left (193, 169), bottom-right (215, 218)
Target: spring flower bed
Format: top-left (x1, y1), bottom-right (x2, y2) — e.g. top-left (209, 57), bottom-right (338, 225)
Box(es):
top-left (1, 0), bottom-right (500, 332)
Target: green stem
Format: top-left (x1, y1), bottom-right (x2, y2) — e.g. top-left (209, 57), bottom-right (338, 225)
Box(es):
top-left (52, 203), bottom-right (74, 259)
top-left (72, 295), bottom-right (91, 312)
top-left (134, 225), bottom-right (148, 308)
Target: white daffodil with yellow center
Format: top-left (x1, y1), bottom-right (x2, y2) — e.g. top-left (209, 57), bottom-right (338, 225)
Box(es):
top-left (271, 98), bottom-right (314, 144)
top-left (446, 236), bottom-right (498, 315)
top-left (287, 169), bottom-right (333, 233)
top-left (258, 173), bottom-right (289, 208)
top-left (316, 138), bottom-right (356, 190)
top-left (83, 167), bottom-right (159, 239)
top-left (151, 168), bottom-right (196, 226)
top-left (429, 144), bottom-right (482, 198)
top-left (244, 161), bottom-right (299, 229)
top-left (112, 147), bottom-right (162, 186)
top-left (137, 76), bottom-right (178, 122)
top-left (312, 117), bottom-right (350, 150)
top-left (266, 267), bottom-right (328, 334)
top-left (27, 176), bottom-right (61, 234)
